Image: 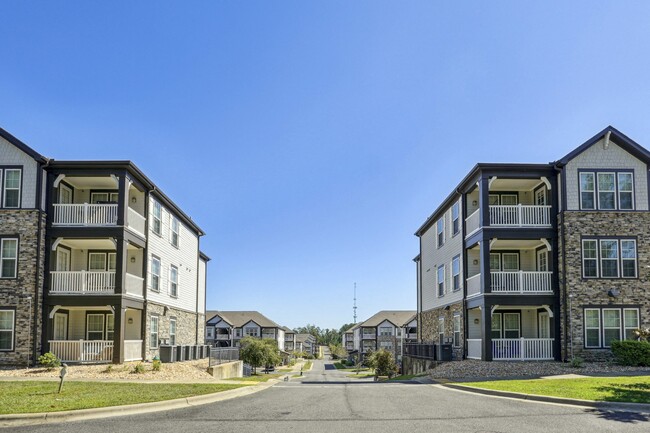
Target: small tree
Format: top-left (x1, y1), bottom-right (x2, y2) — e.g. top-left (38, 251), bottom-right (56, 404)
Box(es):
top-left (240, 337), bottom-right (267, 374)
top-left (369, 349), bottom-right (398, 378)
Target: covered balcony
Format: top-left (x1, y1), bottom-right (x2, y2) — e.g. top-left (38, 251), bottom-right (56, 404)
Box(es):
top-left (466, 239), bottom-right (553, 296)
top-left (362, 328), bottom-right (376, 339)
top-left (465, 177), bottom-right (553, 234)
top-left (50, 238), bottom-right (145, 298)
top-left (51, 174), bottom-right (147, 237)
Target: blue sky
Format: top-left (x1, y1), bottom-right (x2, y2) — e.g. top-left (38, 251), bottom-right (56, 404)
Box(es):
top-left (2, 2), bottom-right (650, 329)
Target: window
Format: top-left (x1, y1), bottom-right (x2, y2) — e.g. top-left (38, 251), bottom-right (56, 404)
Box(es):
top-left (503, 313), bottom-right (520, 338)
top-left (1, 239), bottom-right (18, 278)
top-left (452, 201), bottom-right (460, 235)
top-left (437, 218), bottom-right (444, 247)
top-left (490, 253), bottom-right (501, 272)
top-left (452, 256), bottom-right (460, 291)
top-left (379, 341), bottom-right (393, 351)
top-left (151, 256), bottom-right (161, 291)
top-left (0, 310), bottom-right (15, 351)
top-left (169, 265), bottom-right (178, 297)
top-left (491, 313), bottom-right (502, 339)
top-left (150, 316), bottom-right (159, 348)
top-left (537, 250), bottom-right (548, 272)
top-left (580, 170), bottom-right (634, 210)
top-left (582, 238), bottom-right (636, 279)
top-left (584, 307), bottom-right (639, 349)
top-left (245, 327), bottom-right (259, 337)
top-left (437, 265), bottom-right (445, 296)
top-left (535, 188), bottom-right (547, 205)
top-left (235, 328), bottom-right (242, 338)
top-left (379, 327), bottom-right (393, 336)
top-left (171, 217), bottom-right (180, 247)
top-left (170, 318), bottom-right (177, 346)
top-left (106, 314), bottom-right (114, 341)
top-left (87, 314), bottom-right (105, 341)
top-left (90, 192), bottom-right (119, 203)
top-left (53, 313), bottom-right (68, 340)
top-left (453, 315), bottom-right (461, 347)
top-left (89, 252), bottom-right (107, 271)
top-left (502, 253), bottom-right (519, 271)
top-left (3, 169), bottom-right (21, 208)
top-left (206, 327), bottom-right (214, 339)
top-left (438, 317), bottom-right (445, 344)
top-left (152, 201), bottom-right (162, 235)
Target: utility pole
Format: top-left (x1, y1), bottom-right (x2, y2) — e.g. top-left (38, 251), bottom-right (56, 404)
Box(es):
top-left (353, 283), bottom-right (357, 324)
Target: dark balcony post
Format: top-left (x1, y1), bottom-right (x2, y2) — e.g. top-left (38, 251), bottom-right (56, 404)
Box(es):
top-left (481, 304), bottom-right (493, 361)
top-left (114, 236), bottom-right (127, 295)
top-left (479, 238), bottom-right (491, 293)
top-left (117, 174), bottom-right (128, 227)
top-left (112, 305), bottom-right (125, 364)
top-left (479, 175), bottom-right (490, 228)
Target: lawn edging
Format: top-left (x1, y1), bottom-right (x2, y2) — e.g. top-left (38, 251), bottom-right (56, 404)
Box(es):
top-left (0, 380), bottom-right (277, 428)
top-left (442, 383), bottom-right (650, 413)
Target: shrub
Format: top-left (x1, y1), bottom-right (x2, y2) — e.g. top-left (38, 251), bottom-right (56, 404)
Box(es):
top-left (569, 356), bottom-right (584, 368)
top-left (38, 352), bottom-right (61, 370)
top-left (152, 360), bottom-right (162, 372)
top-left (288, 359), bottom-right (296, 367)
top-left (611, 340), bottom-right (650, 366)
top-left (104, 364), bottom-right (114, 373)
top-left (132, 362), bottom-right (146, 374)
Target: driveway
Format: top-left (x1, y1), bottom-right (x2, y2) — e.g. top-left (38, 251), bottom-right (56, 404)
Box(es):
top-left (6, 358), bottom-right (649, 432)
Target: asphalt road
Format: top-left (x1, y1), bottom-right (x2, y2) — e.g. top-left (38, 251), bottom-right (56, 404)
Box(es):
top-left (7, 359), bottom-right (650, 433)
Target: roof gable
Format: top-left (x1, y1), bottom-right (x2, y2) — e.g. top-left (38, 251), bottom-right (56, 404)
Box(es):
top-left (0, 127), bottom-right (48, 163)
top-left (555, 126), bottom-right (650, 166)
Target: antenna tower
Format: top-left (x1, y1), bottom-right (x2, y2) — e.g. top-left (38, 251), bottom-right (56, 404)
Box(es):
top-left (353, 282), bottom-right (357, 324)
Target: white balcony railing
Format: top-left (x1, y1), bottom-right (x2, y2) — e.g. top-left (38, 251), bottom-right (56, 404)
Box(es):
top-left (124, 340), bottom-right (143, 362)
top-left (466, 209), bottom-right (480, 235)
top-left (467, 274), bottom-right (482, 297)
top-left (50, 271), bottom-right (116, 294)
top-left (489, 205), bottom-right (551, 227)
top-left (216, 334), bottom-right (231, 340)
top-left (406, 333), bottom-right (417, 340)
top-left (53, 204), bottom-right (118, 226)
top-left (491, 271), bottom-right (553, 293)
top-left (467, 339), bottom-right (482, 359)
top-left (362, 333), bottom-right (376, 339)
top-left (125, 273), bottom-right (144, 297)
top-left (492, 338), bottom-right (554, 360)
top-left (127, 207), bottom-right (146, 236)
top-left (49, 340), bottom-right (114, 363)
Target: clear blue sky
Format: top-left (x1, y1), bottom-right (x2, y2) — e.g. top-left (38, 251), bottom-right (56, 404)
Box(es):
top-left (2, 2), bottom-right (650, 329)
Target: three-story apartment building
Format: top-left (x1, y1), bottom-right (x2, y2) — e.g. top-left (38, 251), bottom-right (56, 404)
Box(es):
top-left (205, 311), bottom-right (286, 351)
top-left (350, 311), bottom-right (417, 360)
top-left (0, 127), bottom-right (208, 365)
top-left (416, 126), bottom-right (650, 362)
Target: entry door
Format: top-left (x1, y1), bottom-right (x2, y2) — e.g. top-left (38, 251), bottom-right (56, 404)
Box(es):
top-left (53, 313), bottom-right (68, 340)
top-left (59, 184), bottom-right (73, 204)
top-left (538, 312), bottom-right (550, 338)
top-left (56, 248), bottom-right (71, 271)
top-left (535, 187), bottom-right (547, 205)
top-left (537, 250), bottom-right (548, 271)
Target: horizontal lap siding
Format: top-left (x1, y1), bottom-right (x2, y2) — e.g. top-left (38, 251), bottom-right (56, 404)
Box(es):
top-left (147, 197), bottom-right (199, 313)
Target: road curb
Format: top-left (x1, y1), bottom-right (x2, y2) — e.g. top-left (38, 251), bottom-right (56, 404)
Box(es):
top-left (0, 380), bottom-right (277, 428)
top-left (441, 383), bottom-right (650, 413)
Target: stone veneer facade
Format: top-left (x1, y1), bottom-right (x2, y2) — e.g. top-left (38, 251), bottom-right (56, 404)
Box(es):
top-left (0, 210), bottom-right (46, 366)
top-left (419, 301), bottom-right (463, 360)
top-left (145, 301), bottom-right (205, 360)
top-left (560, 211), bottom-right (650, 361)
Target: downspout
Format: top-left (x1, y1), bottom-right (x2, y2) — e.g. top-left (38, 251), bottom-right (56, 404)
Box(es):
top-left (553, 162), bottom-right (568, 361)
top-left (34, 158), bottom-right (50, 366)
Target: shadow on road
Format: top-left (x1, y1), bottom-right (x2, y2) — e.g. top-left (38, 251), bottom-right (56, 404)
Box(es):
top-left (585, 409), bottom-right (650, 424)
top-left (300, 380), bottom-right (421, 385)
top-left (324, 364), bottom-right (336, 370)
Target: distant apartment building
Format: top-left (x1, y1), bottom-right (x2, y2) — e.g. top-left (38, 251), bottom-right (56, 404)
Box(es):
top-left (348, 311), bottom-right (417, 360)
top-left (205, 311), bottom-right (286, 351)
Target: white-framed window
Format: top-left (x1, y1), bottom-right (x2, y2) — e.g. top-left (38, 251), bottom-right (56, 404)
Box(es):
top-left (502, 253), bottom-right (519, 271)
top-left (584, 307), bottom-right (639, 349)
top-left (582, 238), bottom-right (637, 279)
top-left (584, 309), bottom-right (601, 348)
top-left (0, 238), bottom-right (18, 278)
top-left (490, 253), bottom-right (501, 271)
top-left (379, 327), bottom-right (393, 336)
top-left (206, 327), bottom-right (214, 339)
top-left (170, 217), bottom-right (180, 248)
top-left (245, 327), bottom-right (259, 337)
top-left (451, 201), bottom-right (460, 236)
top-left (106, 314), bottom-right (114, 341)
top-left (537, 249), bottom-right (548, 272)
top-left (379, 341), bottom-right (393, 351)
top-left (453, 315), bottom-right (461, 347)
top-left (235, 328), bottom-right (242, 338)
top-left (580, 170), bottom-right (634, 210)
top-left (437, 265), bottom-right (445, 296)
top-left (491, 313), bottom-right (502, 339)
top-left (3, 169), bottom-right (21, 208)
top-left (150, 316), bottom-right (159, 348)
top-left (169, 318), bottom-right (177, 346)
top-left (152, 201), bottom-right (162, 235)
top-left (452, 256), bottom-right (460, 291)
top-left (437, 217), bottom-right (444, 247)
top-left (53, 313), bottom-right (68, 340)
top-left (503, 313), bottom-right (520, 338)
top-left (86, 314), bottom-right (105, 341)
top-left (169, 265), bottom-right (178, 297)
top-left (438, 317), bottom-right (444, 344)
top-left (0, 310), bottom-right (15, 351)
top-left (90, 191), bottom-right (119, 203)
top-left (150, 256), bottom-right (161, 292)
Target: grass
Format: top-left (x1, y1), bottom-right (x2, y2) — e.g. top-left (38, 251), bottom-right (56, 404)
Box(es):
top-left (349, 372), bottom-right (376, 379)
top-left (0, 381), bottom-right (245, 414)
top-left (390, 373), bottom-right (424, 381)
top-left (303, 361), bottom-right (313, 371)
top-left (333, 362), bottom-right (370, 372)
top-left (277, 368), bottom-right (293, 372)
top-left (462, 376), bottom-right (650, 404)
top-left (234, 373), bottom-right (283, 382)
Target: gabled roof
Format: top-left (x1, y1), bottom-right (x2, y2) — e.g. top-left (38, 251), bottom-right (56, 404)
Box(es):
top-left (0, 126), bottom-right (48, 163)
top-left (205, 311), bottom-right (281, 328)
top-left (358, 310), bottom-right (417, 328)
top-left (554, 125), bottom-right (650, 167)
top-left (295, 333), bottom-right (316, 343)
top-left (281, 326), bottom-right (294, 333)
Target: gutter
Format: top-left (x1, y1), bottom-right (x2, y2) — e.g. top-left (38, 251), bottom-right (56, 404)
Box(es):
top-left (553, 162), bottom-right (568, 361)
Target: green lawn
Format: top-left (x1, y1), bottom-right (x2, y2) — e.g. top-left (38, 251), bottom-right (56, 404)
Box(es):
top-left (349, 372), bottom-right (376, 379)
top-left (390, 374), bottom-right (424, 381)
top-left (303, 361), bottom-right (313, 371)
top-left (333, 362), bottom-right (370, 372)
top-left (234, 373), bottom-right (283, 382)
top-left (0, 381), bottom-right (245, 414)
top-left (462, 376), bottom-right (650, 404)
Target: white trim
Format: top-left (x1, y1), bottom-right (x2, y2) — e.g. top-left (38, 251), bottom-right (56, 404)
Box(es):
top-left (86, 313), bottom-right (105, 341)
top-left (602, 308), bottom-right (622, 348)
top-left (2, 168), bottom-right (21, 208)
top-left (584, 308), bottom-right (601, 348)
top-left (0, 309), bottom-right (15, 351)
top-left (0, 238), bottom-right (18, 278)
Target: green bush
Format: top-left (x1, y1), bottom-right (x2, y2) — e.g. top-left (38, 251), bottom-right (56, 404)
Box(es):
top-left (611, 340), bottom-right (650, 366)
top-left (569, 356), bottom-right (584, 368)
top-left (152, 360), bottom-right (162, 372)
top-left (38, 352), bottom-right (61, 370)
top-left (132, 362), bottom-right (146, 374)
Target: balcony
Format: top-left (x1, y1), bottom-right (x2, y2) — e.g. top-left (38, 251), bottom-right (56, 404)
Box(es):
top-left (50, 271), bottom-right (144, 296)
top-left (466, 205), bottom-right (551, 235)
top-left (466, 271), bottom-right (552, 295)
top-left (468, 338), bottom-right (554, 361)
top-left (215, 334), bottom-right (231, 340)
top-left (48, 339), bottom-right (143, 363)
top-left (53, 203), bottom-right (146, 235)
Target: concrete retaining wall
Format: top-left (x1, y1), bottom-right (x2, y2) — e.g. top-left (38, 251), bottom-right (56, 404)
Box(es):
top-left (207, 360), bottom-right (243, 379)
top-left (403, 356), bottom-right (438, 375)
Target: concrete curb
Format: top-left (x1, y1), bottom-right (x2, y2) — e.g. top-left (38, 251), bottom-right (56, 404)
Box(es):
top-left (442, 383), bottom-right (650, 413)
top-left (0, 380), bottom-right (277, 428)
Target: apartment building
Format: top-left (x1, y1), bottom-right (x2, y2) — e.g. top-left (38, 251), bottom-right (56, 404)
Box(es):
top-left (350, 311), bottom-right (417, 360)
top-left (295, 333), bottom-right (317, 355)
top-left (0, 127), bottom-right (208, 365)
top-left (282, 326), bottom-right (296, 352)
top-left (205, 311), bottom-right (286, 351)
top-left (415, 126), bottom-right (650, 362)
